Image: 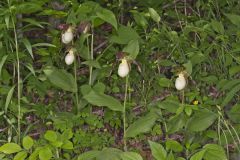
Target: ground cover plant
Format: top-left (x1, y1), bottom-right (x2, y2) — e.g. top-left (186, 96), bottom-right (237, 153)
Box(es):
top-left (0, 0), bottom-right (240, 159)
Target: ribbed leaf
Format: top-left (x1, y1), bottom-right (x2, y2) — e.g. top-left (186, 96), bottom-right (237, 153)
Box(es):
top-left (121, 152), bottom-right (143, 160)
top-left (0, 143), bottom-right (22, 154)
top-left (78, 151), bottom-right (101, 160)
top-left (13, 151), bottom-right (28, 160)
top-left (203, 144), bottom-right (227, 160)
top-left (190, 150), bottom-right (206, 160)
top-left (187, 109), bottom-right (217, 132)
top-left (96, 8), bottom-right (117, 30)
top-left (123, 39), bottom-right (139, 59)
top-left (97, 148), bottom-right (122, 160)
top-left (149, 141), bottom-right (167, 160)
top-left (44, 67), bottom-right (77, 92)
top-left (126, 112), bottom-right (158, 137)
top-left (84, 90), bottom-right (123, 112)
top-left (222, 84), bottom-right (240, 106)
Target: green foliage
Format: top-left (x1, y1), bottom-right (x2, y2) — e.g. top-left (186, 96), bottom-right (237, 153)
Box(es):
top-left (126, 111), bottom-right (158, 137)
top-left (22, 136), bottom-right (34, 150)
top-left (149, 141), bottom-right (167, 160)
top-left (186, 109), bottom-right (218, 132)
top-left (84, 90), bottom-right (123, 112)
top-left (0, 0), bottom-right (239, 159)
top-left (43, 67), bottom-right (77, 92)
top-left (0, 143), bottom-right (22, 154)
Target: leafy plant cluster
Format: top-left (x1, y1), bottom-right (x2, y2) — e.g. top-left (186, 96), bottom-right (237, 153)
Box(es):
top-left (0, 0), bottom-right (240, 160)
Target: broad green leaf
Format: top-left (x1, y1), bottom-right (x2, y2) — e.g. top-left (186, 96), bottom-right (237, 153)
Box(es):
top-left (158, 77), bottom-right (172, 88)
top-left (149, 141), bottom-right (167, 160)
top-left (186, 109), bottom-right (217, 132)
top-left (200, 75), bottom-right (218, 85)
top-left (5, 85), bottom-right (15, 113)
top-left (110, 25), bottom-right (139, 44)
top-left (224, 54), bottom-right (233, 67)
top-left (16, 2), bottom-right (42, 14)
top-left (157, 100), bottom-right (180, 113)
top-left (211, 20), bottom-right (224, 34)
top-left (0, 143), bottom-right (22, 154)
top-left (167, 113), bottom-right (186, 134)
top-left (126, 112), bottom-right (158, 137)
top-left (13, 151), bottom-right (28, 160)
top-left (82, 60), bottom-right (101, 68)
top-left (78, 150), bottom-right (101, 160)
top-left (44, 130), bottom-right (57, 142)
top-left (96, 148), bottom-right (122, 160)
top-left (219, 79), bottom-right (240, 91)
top-left (39, 147), bottom-right (52, 160)
top-left (167, 152), bottom-right (175, 160)
top-left (190, 52), bottom-right (205, 66)
top-left (61, 140), bottom-right (73, 150)
top-left (166, 140), bottom-right (183, 152)
top-left (229, 66), bottom-right (240, 77)
top-left (62, 129), bottom-right (73, 140)
top-left (227, 104), bottom-right (240, 123)
top-left (203, 144), bottom-right (227, 160)
top-left (23, 136), bottom-right (34, 150)
top-left (148, 8), bottom-right (160, 23)
top-left (84, 90), bottom-right (123, 112)
top-left (185, 105), bottom-right (193, 116)
top-left (80, 84), bottom-right (92, 95)
top-left (190, 150), bottom-right (206, 160)
top-left (183, 61), bottom-right (192, 75)
top-left (22, 38), bottom-right (33, 59)
top-left (93, 83), bottom-right (106, 93)
top-left (121, 152), bottom-right (143, 160)
top-left (0, 55), bottom-right (8, 77)
top-left (123, 39), bottom-right (139, 59)
top-left (43, 67), bottom-right (77, 92)
top-left (224, 13), bottom-right (240, 26)
top-left (29, 147), bottom-right (41, 160)
top-left (222, 84), bottom-right (240, 106)
top-left (132, 11), bottom-right (148, 29)
top-left (96, 8), bottom-right (117, 30)
top-left (50, 141), bottom-right (63, 148)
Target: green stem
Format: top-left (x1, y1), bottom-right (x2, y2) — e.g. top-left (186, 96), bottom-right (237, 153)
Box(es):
top-left (74, 58), bottom-right (79, 114)
top-left (181, 90), bottom-right (185, 112)
top-left (89, 27), bottom-right (94, 85)
top-left (9, 5), bottom-right (21, 143)
top-left (119, 0), bottom-right (124, 24)
top-left (56, 148), bottom-right (60, 158)
top-left (217, 116), bottom-right (221, 145)
top-left (123, 75), bottom-right (128, 151)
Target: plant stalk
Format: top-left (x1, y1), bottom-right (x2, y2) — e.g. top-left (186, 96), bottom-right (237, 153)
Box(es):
top-left (123, 75), bottom-right (128, 151)
top-left (89, 27), bottom-right (94, 85)
top-left (10, 7), bottom-right (21, 143)
top-left (74, 58), bottom-right (79, 114)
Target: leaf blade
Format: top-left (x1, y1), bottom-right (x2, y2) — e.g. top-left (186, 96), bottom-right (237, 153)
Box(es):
top-left (84, 90), bottom-right (123, 112)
